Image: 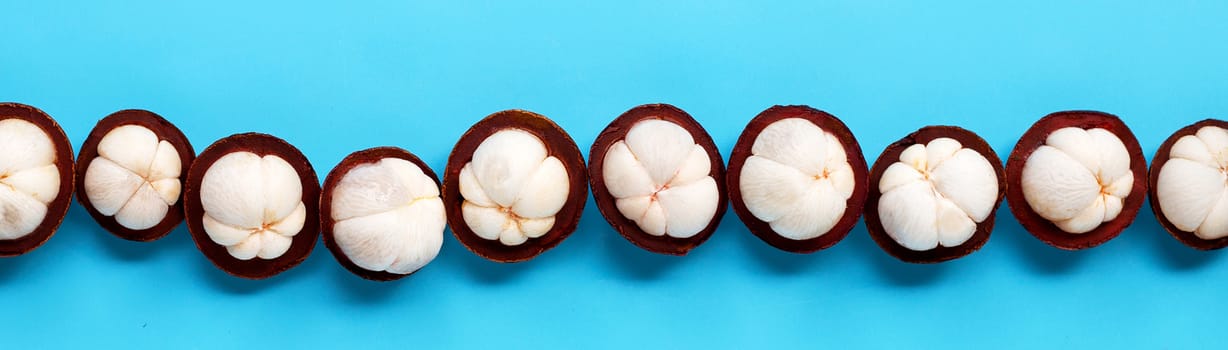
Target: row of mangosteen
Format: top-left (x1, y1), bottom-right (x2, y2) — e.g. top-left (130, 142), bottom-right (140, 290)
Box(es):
top-left (0, 102), bottom-right (1222, 281)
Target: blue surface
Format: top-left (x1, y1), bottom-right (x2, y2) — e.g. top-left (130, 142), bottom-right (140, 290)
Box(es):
top-left (2, 0), bottom-right (1227, 348)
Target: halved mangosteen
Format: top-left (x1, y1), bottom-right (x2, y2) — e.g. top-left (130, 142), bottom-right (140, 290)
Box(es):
top-left (0, 103), bottom-right (75, 256)
top-left (1005, 111), bottom-right (1147, 250)
top-left (1149, 119), bottom-right (1228, 250)
top-left (726, 105), bottom-right (868, 254)
top-left (589, 103), bottom-right (727, 255)
top-left (75, 109), bottom-right (194, 242)
top-left (441, 110), bottom-right (588, 263)
top-left (866, 125), bottom-right (1005, 263)
top-left (183, 133), bottom-right (320, 279)
top-left (321, 146), bottom-right (445, 281)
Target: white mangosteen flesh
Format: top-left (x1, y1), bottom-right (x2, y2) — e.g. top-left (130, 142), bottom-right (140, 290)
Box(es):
top-left (739, 118), bottom-right (854, 240)
top-left (200, 152), bottom-right (307, 260)
top-left (83, 125), bottom-right (182, 230)
top-left (459, 129), bottom-right (570, 246)
top-left (878, 137), bottom-right (998, 251)
top-left (0, 119), bottom-right (60, 240)
top-left (601, 119), bottom-right (719, 239)
top-left (1157, 126), bottom-right (1228, 239)
top-left (331, 158), bottom-right (445, 274)
top-left (1021, 127), bottom-right (1133, 234)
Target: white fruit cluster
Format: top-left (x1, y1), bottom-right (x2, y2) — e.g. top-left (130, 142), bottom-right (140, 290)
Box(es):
top-left (83, 125), bottom-right (182, 230)
top-left (1021, 127), bottom-right (1133, 234)
top-left (200, 152), bottom-right (308, 260)
top-left (459, 129), bottom-right (570, 246)
top-left (878, 138), bottom-right (998, 251)
top-left (1156, 126), bottom-right (1228, 239)
top-left (738, 118), bottom-right (855, 240)
top-left (330, 158), bottom-right (445, 274)
top-left (0, 119), bottom-right (61, 240)
top-left (602, 119), bottom-right (719, 238)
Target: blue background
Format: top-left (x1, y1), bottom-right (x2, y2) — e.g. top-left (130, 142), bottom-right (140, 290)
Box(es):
top-left (2, 0), bottom-right (1227, 348)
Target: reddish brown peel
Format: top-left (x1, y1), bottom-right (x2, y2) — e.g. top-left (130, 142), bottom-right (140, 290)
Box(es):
top-left (321, 146), bottom-right (440, 281)
top-left (0, 103), bottom-right (74, 257)
top-left (1148, 119), bottom-right (1228, 250)
top-left (183, 133), bottom-right (320, 279)
top-left (1005, 111), bottom-right (1147, 250)
top-left (441, 110), bottom-right (588, 263)
top-left (588, 103), bottom-right (727, 256)
top-left (75, 109), bottom-right (195, 242)
top-left (726, 105), bottom-right (868, 254)
top-left (865, 126), bottom-right (1005, 263)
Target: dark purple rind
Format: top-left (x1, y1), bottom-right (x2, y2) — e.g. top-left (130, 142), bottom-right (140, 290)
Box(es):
top-left (726, 105), bottom-right (868, 254)
top-left (442, 110), bottom-right (588, 263)
top-left (865, 126), bottom-right (1006, 263)
top-left (1148, 119), bottom-right (1228, 250)
top-left (0, 103), bottom-right (75, 257)
top-left (183, 133), bottom-right (320, 279)
top-left (588, 103), bottom-right (728, 256)
top-left (320, 146), bottom-right (441, 281)
top-left (75, 109), bottom-right (195, 242)
top-left (1005, 111), bottom-right (1147, 250)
